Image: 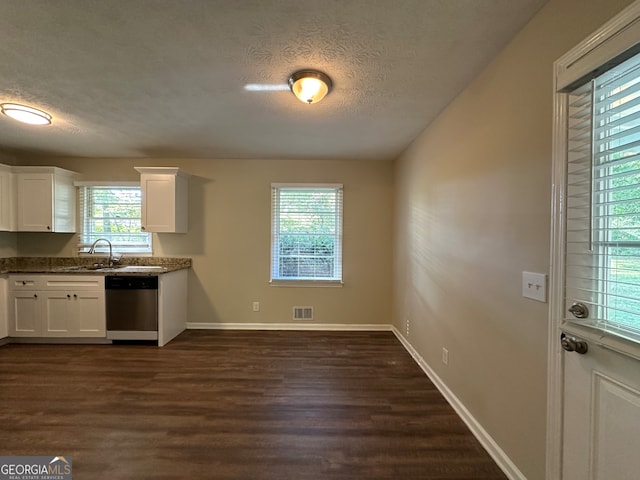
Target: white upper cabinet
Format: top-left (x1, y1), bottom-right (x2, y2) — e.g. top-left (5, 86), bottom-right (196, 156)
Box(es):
top-left (14, 166), bottom-right (78, 232)
top-left (0, 163), bottom-right (16, 231)
top-left (135, 167), bottom-right (189, 233)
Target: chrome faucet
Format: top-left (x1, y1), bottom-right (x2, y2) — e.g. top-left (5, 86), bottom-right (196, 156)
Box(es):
top-left (88, 238), bottom-right (116, 266)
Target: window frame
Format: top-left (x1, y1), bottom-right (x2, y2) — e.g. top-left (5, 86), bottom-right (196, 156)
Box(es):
top-left (270, 183), bottom-right (344, 287)
top-left (76, 182), bottom-right (152, 255)
top-left (564, 54), bottom-right (640, 343)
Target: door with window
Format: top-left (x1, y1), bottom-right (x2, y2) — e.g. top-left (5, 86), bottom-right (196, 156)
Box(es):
top-left (550, 3), bottom-right (640, 479)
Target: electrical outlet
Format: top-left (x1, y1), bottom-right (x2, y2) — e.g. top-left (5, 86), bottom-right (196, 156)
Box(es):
top-left (442, 347), bottom-right (449, 366)
top-left (252, 301), bottom-right (260, 312)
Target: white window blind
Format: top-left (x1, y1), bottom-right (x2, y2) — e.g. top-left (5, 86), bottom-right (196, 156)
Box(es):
top-left (271, 184), bottom-right (343, 283)
top-left (566, 52), bottom-right (640, 341)
top-left (78, 185), bottom-right (151, 253)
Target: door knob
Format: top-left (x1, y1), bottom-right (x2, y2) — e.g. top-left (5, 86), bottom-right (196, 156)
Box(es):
top-left (561, 332), bottom-right (588, 354)
top-left (568, 302), bottom-right (589, 319)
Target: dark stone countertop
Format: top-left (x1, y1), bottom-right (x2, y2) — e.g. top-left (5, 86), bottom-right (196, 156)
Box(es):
top-left (0, 257), bottom-right (192, 276)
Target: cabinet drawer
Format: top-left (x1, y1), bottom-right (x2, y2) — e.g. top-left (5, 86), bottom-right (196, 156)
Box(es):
top-left (10, 275), bottom-right (105, 291)
top-left (10, 276), bottom-right (45, 290)
top-left (44, 276), bottom-right (104, 290)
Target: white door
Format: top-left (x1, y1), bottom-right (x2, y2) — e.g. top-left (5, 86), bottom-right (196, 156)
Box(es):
top-left (550, 3), bottom-right (640, 479)
top-left (561, 339), bottom-right (640, 480)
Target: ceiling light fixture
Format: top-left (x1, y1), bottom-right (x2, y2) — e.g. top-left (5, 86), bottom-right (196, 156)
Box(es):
top-left (288, 70), bottom-right (332, 104)
top-left (1, 103), bottom-right (52, 125)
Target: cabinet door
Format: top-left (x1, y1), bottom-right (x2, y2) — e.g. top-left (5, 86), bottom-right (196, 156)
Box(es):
top-left (10, 292), bottom-right (42, 337)
top-left (141, 174), bottom-right (175, 232)
top-left (17, 174), bottom-right (53, 232)
top-left (0, 168), bottom-right (14, 231)
top-left (43, 292), bottom-right (74, 336)
top-left (43, 291), bottom-right (105, 337)
top-left (74, 290), bottom-right (106, 337)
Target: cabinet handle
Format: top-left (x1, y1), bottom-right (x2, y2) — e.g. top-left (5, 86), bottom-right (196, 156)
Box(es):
top-left (141, 226), bottom-right (146, 231)
top-left (47, 226), bottom-right (51, 230)
top-left (33, 293), bottom-right (38, 299)
top-left (73, 294), bottom-right (77, 299)
top-left (67, 294), bottom-right (71, 299)
top-left (22, 281), bottom-right (26, 285)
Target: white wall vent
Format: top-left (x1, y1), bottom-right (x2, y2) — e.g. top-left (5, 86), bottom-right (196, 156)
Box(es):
top-left (293, 306), bottom-right (313, 320)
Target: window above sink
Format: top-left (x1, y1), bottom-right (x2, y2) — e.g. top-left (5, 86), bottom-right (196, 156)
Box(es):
top-left (77, 184), bottom-right (152, 255)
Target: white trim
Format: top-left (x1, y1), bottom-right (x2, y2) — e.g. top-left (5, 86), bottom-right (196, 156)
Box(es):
top-left (269, 279), bottom-right (344, 287)
top-left (547, 88), bottom-right (568, 480)
top-left (391, 327), bottom-right (526, 480)
top-left (134, 167), bottom-right (190, 178)
top-left (270, 183), bottom-right (344, 284)
top-left (186, 322), bottom-right (391, 331)
top-left (549, 3), bottom-right (640, 479)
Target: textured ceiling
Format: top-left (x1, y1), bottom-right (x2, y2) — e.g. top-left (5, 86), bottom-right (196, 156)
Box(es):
top-left (0, 0), bottom-right (547, 161)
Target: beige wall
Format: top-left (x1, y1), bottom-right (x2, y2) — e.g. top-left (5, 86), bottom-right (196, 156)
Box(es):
top-left (15, 157), bottom-right (393, 327)
top-left (0, 233), bottom-right (16, 257)
top-left (392, 0), bottom-right (635, 478)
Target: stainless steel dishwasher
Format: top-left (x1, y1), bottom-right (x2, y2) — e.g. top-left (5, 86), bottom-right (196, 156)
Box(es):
top-left (106, 276), bottom-right (158, 342)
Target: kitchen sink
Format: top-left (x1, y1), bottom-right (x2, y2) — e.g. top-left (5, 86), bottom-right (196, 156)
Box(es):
top-left (55, 265), bottom-right (119, 272)
top-left (117, 266), bottom-right (166, 271)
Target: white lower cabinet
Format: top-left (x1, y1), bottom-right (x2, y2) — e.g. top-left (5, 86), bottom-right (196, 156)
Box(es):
top-left (43, 290), bottom-right (105, 337)
top-left (11, 291), bottom-right (42, 336)
top-left (9, 275), bottom-right (105, 338)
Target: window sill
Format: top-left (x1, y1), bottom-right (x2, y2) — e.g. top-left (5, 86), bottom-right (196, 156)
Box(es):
top-left (270, 279), bottom-right (344, 288)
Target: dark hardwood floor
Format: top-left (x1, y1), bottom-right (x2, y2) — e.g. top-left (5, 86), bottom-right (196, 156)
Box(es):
top-left (0, 330), bottom-right (507, 479)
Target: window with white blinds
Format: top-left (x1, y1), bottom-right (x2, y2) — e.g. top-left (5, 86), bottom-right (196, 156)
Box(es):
top-left (566, 52), bottom-right (640, 341)
top-left (78, 185), bottom-right (151, 253)
top-left (271, 184), bottom-right (343, 283)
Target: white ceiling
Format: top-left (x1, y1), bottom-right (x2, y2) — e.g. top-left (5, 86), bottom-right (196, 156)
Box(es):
top-left (0, 0), bottom-right (547, 161)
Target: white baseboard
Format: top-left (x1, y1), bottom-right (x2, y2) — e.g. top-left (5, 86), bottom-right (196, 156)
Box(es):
top-left (391, 326), bottom-right (526, 480)
top-left (186, 322), bottom-right (393, 331)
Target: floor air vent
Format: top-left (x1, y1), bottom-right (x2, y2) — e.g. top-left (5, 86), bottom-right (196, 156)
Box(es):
top-left (293, 306), bottom-right (313, 320)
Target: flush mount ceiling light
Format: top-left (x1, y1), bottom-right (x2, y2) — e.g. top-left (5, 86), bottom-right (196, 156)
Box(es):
top-left (0, 103), bottom-right (52, 125)
top-left (288, 70), bottom-right (333, 104)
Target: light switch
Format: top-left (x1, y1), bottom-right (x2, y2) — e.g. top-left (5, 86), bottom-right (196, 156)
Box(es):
top-left (522, 271), bottom-right (547, 302)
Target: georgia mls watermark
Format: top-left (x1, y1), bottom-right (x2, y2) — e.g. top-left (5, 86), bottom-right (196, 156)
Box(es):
top-left (0, 456), bottom-right (72, 480)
